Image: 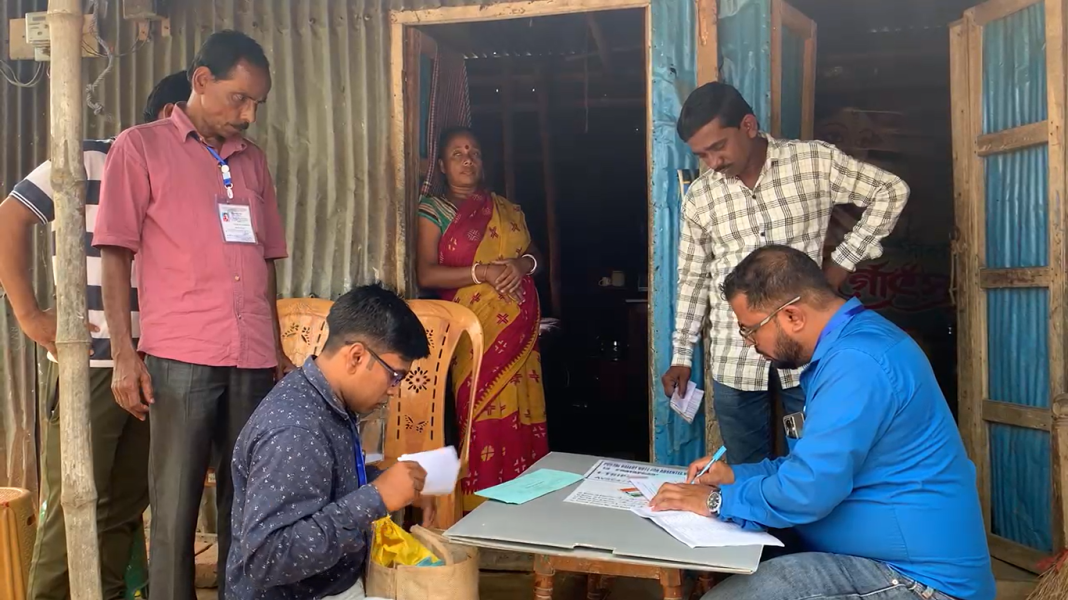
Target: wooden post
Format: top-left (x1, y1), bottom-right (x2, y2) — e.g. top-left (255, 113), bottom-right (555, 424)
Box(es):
top-left (535, 66), bottom-right (563, 317)
top-left (48, 1), bottom-right (102, 599)
top-left (501, 58), bottom-right (517, 202)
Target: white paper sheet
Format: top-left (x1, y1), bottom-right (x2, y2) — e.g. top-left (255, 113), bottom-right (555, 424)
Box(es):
top-left (630, 475), bottom-right (687, 501)
top-left (565, 461), bottom-right (689, 510)
top-left (631, 506), bottom-right (783, 549)
top-left (398, 446), bottom-right (460, 496)
top-left (670, 382), bottom-right (704, 424)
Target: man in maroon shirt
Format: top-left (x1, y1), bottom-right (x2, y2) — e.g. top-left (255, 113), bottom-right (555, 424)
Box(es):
top-left (94, 30), bottom-right (293, 599)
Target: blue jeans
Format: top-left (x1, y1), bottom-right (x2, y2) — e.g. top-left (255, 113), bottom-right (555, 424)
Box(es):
top-left (703, 553), bottom-right (955, 600)
top-left (711, 378), bottom-right (806, 465)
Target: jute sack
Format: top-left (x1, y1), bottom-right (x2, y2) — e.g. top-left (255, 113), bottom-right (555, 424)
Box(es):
top-left (365, 526), bottom-right (479, 600)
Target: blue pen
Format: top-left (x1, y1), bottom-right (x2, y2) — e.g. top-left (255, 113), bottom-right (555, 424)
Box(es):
top-left (689, 446), bottom-right (727, 484)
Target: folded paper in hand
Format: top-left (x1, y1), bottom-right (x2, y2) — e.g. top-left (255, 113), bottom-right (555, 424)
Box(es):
top-left (477, 469), bottom-right (584, 504)
top-left (398, 446), bottom-right (460, 496)
top-left (670, 382), bottom-right (703, 424)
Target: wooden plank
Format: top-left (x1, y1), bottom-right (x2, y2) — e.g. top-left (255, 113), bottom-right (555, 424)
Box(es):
top-left (950, 15), bottom-right (977, 478)
top-left (501, 58), bottom-right (517, 202)
top-left (987, 534), bottom-right (1049, 573)
top-left (695, 0), bottom-right (718, 85)
top-left (779, 0), bottom-right (812, 35)
top-left (978, 266), bottom-right (1052, 288)
top-left (535, 67), bottom-right (564, 317)
top-left (982, 399), bottom-right (1052, 431)
top-left (769, 0), bottom-right (783, 137)
top-left (585, 13), bottom-right (613, 72)
top-left (975, 121), bottom-right (1048, 156)
top-left (971, 0), bottom-right (1042, 26)
top-left (801, 17), bottom-right (816, 139)
top-left (967, 13), bottom-right (994, 530)
top-left (391, 0), bottom-right (651, 25)
top-left (1055, 394), bottom-right (1068, 554)
top-left (1044, 0), bottom-right (1068, 553)
top-left (389, 20), bottom-right (408, 294)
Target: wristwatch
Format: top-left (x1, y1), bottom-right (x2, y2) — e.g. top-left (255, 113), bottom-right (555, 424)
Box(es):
top-left (706, 490), bottom-right (722, 515)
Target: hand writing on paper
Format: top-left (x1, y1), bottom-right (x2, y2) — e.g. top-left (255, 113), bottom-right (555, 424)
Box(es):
top-left (685, 457), bottom-right (735, 487)
top-left (372, 461), bottom-right (427, 512)
top-left (650, 483), bottom-right (716, 517)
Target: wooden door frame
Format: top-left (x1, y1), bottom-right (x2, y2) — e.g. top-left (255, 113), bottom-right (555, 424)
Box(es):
top-left (950, 0), bottom-right (1068, 572)
top-left (388, 0), bottom-right (652, 297)
top-left (770, 0), bottom-right (816, 139)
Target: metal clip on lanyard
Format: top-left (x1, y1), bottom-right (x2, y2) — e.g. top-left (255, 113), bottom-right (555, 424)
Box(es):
top-left (203, 144), bottom-right (234, 199)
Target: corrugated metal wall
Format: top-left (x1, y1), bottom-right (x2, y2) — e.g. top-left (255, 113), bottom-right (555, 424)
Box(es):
top-left (0, 0), bottom-right (420, 491)
top-left (718, 0), bottom-right (771, 128)
top-left (980, 2), bottom-right (1053, 553)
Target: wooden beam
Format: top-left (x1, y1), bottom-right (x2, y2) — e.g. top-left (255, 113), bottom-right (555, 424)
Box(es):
top-left (468, 71), bottom-right (645, 86)
top-left (391, 0), bottom-right (651, 25)
top-left (695, 0), bottom-right (718, 85)
top-left (970, 0), bottom-right (1042, 27)
top-left (1044, 0), bottom-right (1068, 553)
top-left (801, 19), bottom-right (816, 139)
top-left (536, 66), bottom-right (564, 318)
top-left (390, 20), bottom-right (408, 294)
top-left (585, 13), bottom-right (613, 73)
top-left (987, 534), bottom-right (1049, 574)
top-left (471, 98), bottom-right (645, 114)
top-left (769, 0), bottom-right (783, 136)
top-left (982, 399), bottom-right (1052, 431)
top-left (779, 0), bottom-right (812, 35)
top-left (978, 267), bottom-right (1052, 288)
top-left (501, 58), bottom-right (517, 202)
top-left (975, 121), bottom-right (1047, 156)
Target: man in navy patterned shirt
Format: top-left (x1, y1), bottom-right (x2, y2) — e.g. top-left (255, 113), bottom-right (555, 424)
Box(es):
top-left (227, 284), bottom-right (433, 599)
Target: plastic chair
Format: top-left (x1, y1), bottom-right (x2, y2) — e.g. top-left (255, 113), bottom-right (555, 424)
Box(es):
top-left (206, 298), bottom-right (335, 493)
top-left (382, 300), bottom-right (484, 529)
top-left (0, 488), bottom-right (35, 600)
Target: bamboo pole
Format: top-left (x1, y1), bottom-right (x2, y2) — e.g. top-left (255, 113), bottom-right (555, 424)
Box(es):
top-left (48, 1), bottom-right (102, 599)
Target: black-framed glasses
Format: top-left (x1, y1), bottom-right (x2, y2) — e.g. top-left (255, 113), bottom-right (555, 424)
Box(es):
top-left (364, 345), bottom-right (408, 387)
top-left (738, 296), bottom-right (802, 343)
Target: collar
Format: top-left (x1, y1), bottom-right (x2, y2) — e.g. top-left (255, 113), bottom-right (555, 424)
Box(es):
top-left (706, 133), bottom-right (782, 183)
top-left (810, 297), bottom-right (865, 364)
top-left (169, 103), bottom-right (249, 159)
top-left (300, 357), bottom-right (351, 419)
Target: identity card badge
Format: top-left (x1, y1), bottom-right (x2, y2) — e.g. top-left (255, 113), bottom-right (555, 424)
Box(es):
top-left (216, 194), bottom-right (258, 244)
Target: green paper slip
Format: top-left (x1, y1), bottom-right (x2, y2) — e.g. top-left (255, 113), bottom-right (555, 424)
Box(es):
top-left (476, 469), bottom-right (584, 504)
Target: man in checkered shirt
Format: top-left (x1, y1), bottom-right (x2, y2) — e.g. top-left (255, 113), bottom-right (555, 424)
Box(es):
top-left (661, 82), bottom-right (909, 465)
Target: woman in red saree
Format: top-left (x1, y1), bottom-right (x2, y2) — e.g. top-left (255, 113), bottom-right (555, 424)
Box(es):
top-left (415, 127), bottom-right (549, 512)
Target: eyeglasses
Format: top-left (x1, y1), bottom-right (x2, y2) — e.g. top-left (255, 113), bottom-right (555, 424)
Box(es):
top-left (364, 345), bottom-right (408, 387)
top-left (738, 296), bottom-right (802, 343)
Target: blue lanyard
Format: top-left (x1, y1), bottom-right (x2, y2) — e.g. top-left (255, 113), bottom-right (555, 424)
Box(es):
top-left (816, 303), bottom-right (866, 351)
top-left (202, 144), bottom-right (234, 199)
top-left (346, 418), bottom-right (368, 487)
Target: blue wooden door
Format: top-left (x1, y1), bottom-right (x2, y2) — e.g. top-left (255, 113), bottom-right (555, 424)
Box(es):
top-left (950, 0), bottom-right (1068, 571)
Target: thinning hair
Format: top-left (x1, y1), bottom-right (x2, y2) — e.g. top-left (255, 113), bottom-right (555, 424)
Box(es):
top-left (323, 284), bottom-right (430, 362)
top-left (676, 82), bottom-right (755, 142)
top-left (143, 71), bottom-right (190, 124)
top-left (720, 245), bottom-right (837, 311)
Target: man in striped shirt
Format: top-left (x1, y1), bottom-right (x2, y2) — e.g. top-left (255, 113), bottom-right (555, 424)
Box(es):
top-left (661, 82), bottom-right (909, 465)
top-left (0, 71), bottom-right (190, 600)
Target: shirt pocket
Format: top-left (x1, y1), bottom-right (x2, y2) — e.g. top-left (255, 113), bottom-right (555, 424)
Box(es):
top-left (247, 191), bottom-right (268, 254)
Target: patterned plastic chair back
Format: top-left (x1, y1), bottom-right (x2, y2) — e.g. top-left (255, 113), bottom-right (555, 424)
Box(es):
top-left (385, 300), bottom-right (483, 527)
top-left (278, 298), bottom-right (334, 365)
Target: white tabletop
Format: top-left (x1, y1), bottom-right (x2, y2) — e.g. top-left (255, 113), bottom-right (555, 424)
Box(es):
top-left (444, 452), bottom-right (765, 574)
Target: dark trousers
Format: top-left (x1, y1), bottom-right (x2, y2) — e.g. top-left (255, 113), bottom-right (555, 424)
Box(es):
top-left (29, 364), bottom-right (150, 600)
top-left (145, 356), bottom-right (274, 600)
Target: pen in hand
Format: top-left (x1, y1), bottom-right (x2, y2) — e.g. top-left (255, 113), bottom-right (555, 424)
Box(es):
top-left (689, 446), bottom-right (726, 484)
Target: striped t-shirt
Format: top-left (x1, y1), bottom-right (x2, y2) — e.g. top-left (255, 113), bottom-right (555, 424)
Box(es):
top-left (9, 139), bottom-right (140, 368)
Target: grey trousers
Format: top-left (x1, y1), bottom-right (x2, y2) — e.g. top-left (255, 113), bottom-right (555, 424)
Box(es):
top-left (145, 356), bottom-right (274, 600)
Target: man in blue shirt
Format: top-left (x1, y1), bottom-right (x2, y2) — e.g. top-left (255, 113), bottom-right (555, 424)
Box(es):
top-left (651, 245), bottom-right (994, 600)
top-left (227, 284), bottom-right (433, 599)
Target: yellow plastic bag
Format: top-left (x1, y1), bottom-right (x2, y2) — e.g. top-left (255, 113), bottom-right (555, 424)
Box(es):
top-left (370, 517), bottom-right (442, 568)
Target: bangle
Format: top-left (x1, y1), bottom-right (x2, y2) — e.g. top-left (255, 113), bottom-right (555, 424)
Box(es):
top-left (471, 263), bottom-right (482, 285)
top-left (522, 253), bottom-right (537, 275)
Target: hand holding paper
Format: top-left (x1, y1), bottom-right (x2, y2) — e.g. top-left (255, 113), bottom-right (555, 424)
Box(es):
top-left (398, 446), bottom-right (461, 496)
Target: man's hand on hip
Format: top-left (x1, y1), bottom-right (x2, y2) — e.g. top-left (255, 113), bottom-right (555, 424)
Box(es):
top-left (112, 352), bottom-right (153, 421)
top-left (661, 365), bottom-right (691, 397)
top-left (823, 261), bottom-right (851, 291)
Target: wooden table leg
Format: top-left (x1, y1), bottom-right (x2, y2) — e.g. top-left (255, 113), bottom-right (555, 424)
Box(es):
top-left (660, 568), bottom-right (684, 600)
top-left (695, 573), bottom-right (716, 598)
top-left (534, 555), bottom-right (555, 600)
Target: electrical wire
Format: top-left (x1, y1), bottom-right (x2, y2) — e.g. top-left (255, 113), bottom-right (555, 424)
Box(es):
top-left (0, 59), bottom-right (45, 88)
top-left (84, 3), bottom-right (115, 119)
